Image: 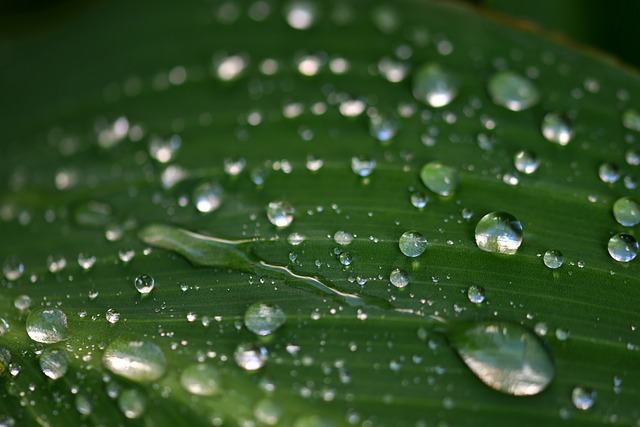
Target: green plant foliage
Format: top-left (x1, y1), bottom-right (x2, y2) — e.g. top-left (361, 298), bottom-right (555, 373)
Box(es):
top-left (1, 0), bottom-right (639, 425)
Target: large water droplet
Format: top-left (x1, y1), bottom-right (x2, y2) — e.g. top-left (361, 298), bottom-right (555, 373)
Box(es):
top-left (2, 256), bottom-right (24, 281)
top-left (368, 112), bottom-right (399, 142)
top-left (449, 321), bottom-right (555, 396)
top-left (398, 231), bottom-right (427, 257)
top-left (134, 274), bottom-right (155, 295)
top-left (541, 112), bottom-right (574, 146)
top-left (103, 339), bottom-right (167, 382)
top-left (180, 364), bottom-right (222, 396)
top-left (613, 197), bottom-right (640, 226)
top-left (412, 63), bottom-right (458, 107)
top-left (543, 250), bottom-right (564, 269)
top-left (244, 302), bottom-right (286, 336)
top-left (607, 233), bottom-right (638, 263)
top-left (118, 389), bottom-right (146, 419)
top-left (267, 200), bottom-right (295, 228)
top-left (39, 348), bottom-right (69, 380)
top-left (26, 307), bottom-right (68, 344)
top-left (234, 342), bottom-right (268, 371)
top-left (420, 162), bottom-right (459, 196)
top-left (475, 212), bottom-right (523, 255)
top-left (193, 182), bottom-right (224, 213)
top-left (514, 150), bottom-right (540, 174)
top-left (487, 71), bottom-right (540, 111)
top-left (390, 269), bottom-right (409, 288)
top-left (571, 386), bottom-right (596, 410)
top-left (351, 156), bottom-right (376, 177)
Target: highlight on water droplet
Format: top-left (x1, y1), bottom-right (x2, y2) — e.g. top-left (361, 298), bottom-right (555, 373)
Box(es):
top-left (613, 197), bottom-right (640, 227)
top-left (134, 274), bottom-right (155, 295)
top-left (398, 230), bottom-right (427, 258)
top-left (389, 268), bottom-right (409, 288)
top-left (607, 233), bottom-right (638, 263)
top-left (234, 342), bottom-right (268, 371)
top-left (475, 212), bottom-right (523, 255)
top-left (467, 285), bottom-right (485, 304)
top-left (571, 386), bottom-right (596, 410)
top-left (514, 150), bottom-right (540, 174)
top-left (180, 363), bottom-right (222, 396)
top-left (543, 250), bottom-right (564, 269)
top-left (412, 63), bottom-right (458, 108)
top-left (448, 321), bottom-right (555, 396)
top-left (410, 191), bottom-right (429, 209)
top-left (26, 307), bottom-right (68, 344)
top-left (487, 71), bottom-right (540, 111)
top-left (541, 112), bottom-right (574, 146)
top-left (284, 0), bottom-right (317, 30)
top-left (267, 200), bottom-right (295, 228)
top-left (420, 161), bottom-right (459, 196)
top-left (102, 339), bottom-right (167, 382)
top-left (39, 348), bottom-right (69, 380)
top-left (193, 182), bottom-right (224, 213)
top-left (244, 302), bottom-right (286, 336)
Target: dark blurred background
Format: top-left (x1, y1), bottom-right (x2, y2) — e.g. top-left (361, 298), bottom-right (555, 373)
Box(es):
top-left (1, 0), bottom-right (640, 68)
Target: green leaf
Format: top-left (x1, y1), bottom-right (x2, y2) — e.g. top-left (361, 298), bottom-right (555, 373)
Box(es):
top-left (1, 0), bottom-right (639, 425)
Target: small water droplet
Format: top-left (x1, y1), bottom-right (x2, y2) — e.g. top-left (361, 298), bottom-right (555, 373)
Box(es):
top-left (224, 157), bottom-right (246, 176)
top-left (134, 274), bottom-right (155, 295)
top-left (607, 233), bottom-right (638, 262)
top-left (571, 386), bottom-right (596, 410)
top-left (14, 294), bottom-right (32, 312)
top-left (26, 307), bottom-right (68, 344)
top-left (625, 148), bottom-right (640, 166)
top-left (284, 0), bottom-right (317, 30)
top-left (338, 252), bottom-right (353, 266)
top-left (2, 256), bottom-right (24, 281)
top-left (77, 253), bottom-right (97, 270)
top-left (193, 182), bottom-right (224, 213)
top-left (410, 191), bottom-right (429, 209)
top-left (118, 388), bottom-right (146, 419)
top-left (118, 248), bottom-right (135, 263)
top-left (420, 162), bottom-right (459, 196)
top-left (449, 321), bottom-right (555, 396)
top-left (487, 71), bottom-right (540, 111)
top-left (599, 162), bottom-right (620, 183)
top-left (46, 254), bottom-right (67, 273)
top-left (389, 269), bottom-right (409, 288)
top-left (475, 212), bottom-right (523, 255)
top-left (234, 342), bottom-right (268, 371)
top-left (613, 197), bottom-right (640, 226)
top-left (106, 308), bottom-right (121, 324)
top-left (368, 112), bottom-right (399, 142)
top-left (412, 63), bottom-right (458, 107)
top-left (267, 200), bottom-right (295, 228)
top-left (287, 232), bottom-right (306, 246)
top-left (333, 230), bottom-right (354, 246)
top-left (254, 398), bottom-right (282, 425)
top-left (351, 156), bottom-right (376, 177)
top-left (622, 108), bottom-right (640, 132)
top-left (180, 363), bottom-right (222, 396)
top-left (75, 395), bottom-right (92, 415)
top-left (543, 250), bottom-right (564, 269)
top-left (39, 348), bottom-right (68, 380)
top-left (148, 135), bottom-right (181, 163)
top-left (467, 285), bottom-right (485, 304)
top-left (103, 339), bottom-right (167, 382)
top-left (244, 303), bottom-right (286, 336)
top-left (541, 112), bottom-right (574, 146)
top-left (399, 231), bottom-right (427, 257)
top-left (514, 150), bottom-right (540, 174)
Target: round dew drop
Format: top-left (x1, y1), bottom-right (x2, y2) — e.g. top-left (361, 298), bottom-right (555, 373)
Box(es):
top-left (368, 112), bottom-right (399, 142)
top-left (412, 63), bottom-right (458, 108)
top-left (39, 348), bottom-right (69, 380)
top-left (467, 285), bottom-right (485, 304)
top-left (389, 268), bottom-right (409, 288)
top-left (622, 108), bottom-right (640, 132)
top-left (266, 200), bottom-right (295, 228)
top-left (26, 307), bottom-right (68, 344)
top-left (118, 389), bottom-right (146, 419)
top-left (244, 302), bottom-right (286, 336)
top-left (420, 161), bottom-right (459, 196)
top-left (398, 231), bottom-right (427, 257)
top-left (338, 252), bottom-right (353, 266)
top-left (180, 364), bottom-right (222, 396)
top-left (571, 386), bottom-right (597, 410)
top-left (234, 342), bottom-right (268, 371)
top-left (102, 339), bottom-right (167, 382)
top-left (193, 182), bottom-right (224, 213)
top-left (541, 112), bottom-right (574, 145)
top-left (514, 150), bottom-right (540, 174)
top-left (475, 212), bottom-right (523, 255)
top-left (487, 71), bottom-right (540, 111)
top-left (134, 274), bottom-right (155, 294)
top-left (598, 162), bottom-right (620, 183)
top-left (351, 156), bottom-right (376, 177)
top-left (2, 256), bottom-right (24, 281)
top-left (607, 233), bottom-right (638, 263)
top-left (613, 197), bottom-right (640, 227)
top-left (543, 250), bottom-right (564, 269)
top-left (333, 230), bottom-right (354, 246)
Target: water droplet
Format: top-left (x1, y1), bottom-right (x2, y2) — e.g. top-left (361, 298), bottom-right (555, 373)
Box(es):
top-left (77, 253), bottom-right (96, 270)
top-left (625, 148), bottom-right (640, 166)
top-left (412, 63), bottom-right (458, 107)
top-left (118, 388), bottom-right (146, 419)
top-left (541, 112), bottom-right (574, 146)
top-left (410, 191), bottom-right (429, 208)
top-left (254, 399), bottom-right (282, 425)
top-left (234, 342), bottom-right (268, 371)
top-left (599, 162), bottom-right (620, 183)
top-left (338, 252), bottom-right (352, 266)
top-left (118, 248), bottom-right (135, 263)
top-left (449, 321), bottom-right (554, 396)
top-left (351, 156), bottom-right (376, 177)
top-left (287, 232), bottom-right (306, 246)
top-left (193, 182), bottom-right (224, 213)
top-left (267, 200), bottom-right (295, 228)
top-left (293, 415), bottom-right (336, 427)
top-left (0, 346), bottom-right (11, 375)
top-left (514, 150), bottom-right (540, 174)
top-left (0, 318), bottom-right (10, 336)
top-left (475, 212), bottom-right (523, 255)
top-left (368, 112), bottom-right (399, 142)
top-left (26, 307), bottom-right (68, 344)
top-left (75, 395), bottom-right (92, 415)
top-left (215, 54), bottom-right (248, 81)
top-left (74, 200), bottom-right (113, 227)
top-left (224, 157), bottom-right (246, 176)
top-left (103, 339), bottom-right (167, 382)
top-left (467, 285), bottom-right (485, 304)
top-left (571, 386), bottom-right (596, 410)
top-left (244, 302), bottom-right (286, 336)
top-left (623, 108), bottom-right (640, 132)
top-left (420, 162), bottom-right (459, 196)
top-left (106, 308), bottom-right (121, 324)
top-left (46, 254), bottom-right (67, 273)
top-left (607, 233), bottom-right (638, 262)
top-left (285, 0), bottom-right (317, 30)
top-left (134, 274), bottom-right (155, 295)
top-left (398, 230), bottom-right (427, 257)
top-left (333, 230), bottom-right (354, 246)
top-left (39, 348), bottom-right (68, 380)
top-left (543, 250), bottom-right (564, 269)
top-left (180, 363), bottom-right (222, 396)
top-left (2, 256), bottom-right (24, 281)
top-left (14, 294), bottom-right (32, 312)
top-left (487, 71), bottom-right (540, 111)
top-left (148, 135), bottom-right (181, 163)
top-left (613, 197), bottom-right (640, 226)
top-left (389, 269), bottom-right (409, 288)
